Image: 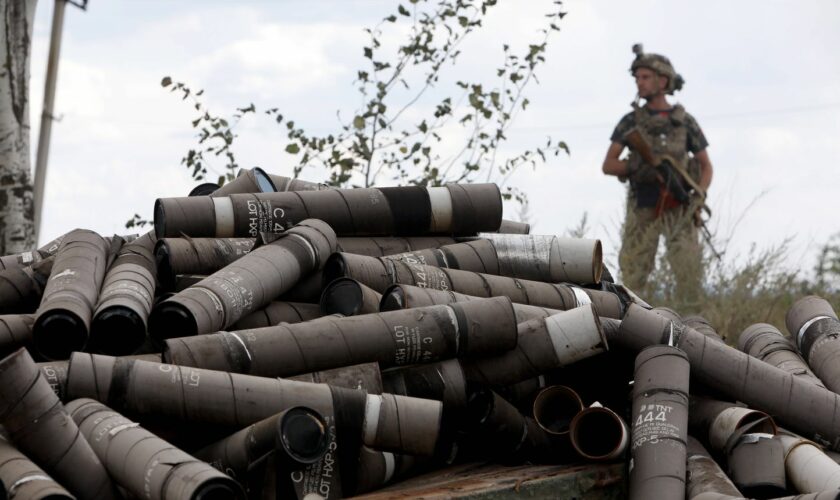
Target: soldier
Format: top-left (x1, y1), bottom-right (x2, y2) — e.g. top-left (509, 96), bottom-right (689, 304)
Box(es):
top-left (602, 44), bottom-right (713, 303)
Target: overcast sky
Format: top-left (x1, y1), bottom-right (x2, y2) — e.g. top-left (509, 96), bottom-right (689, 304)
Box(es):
top-left (29, 1), bottom-right (840, 276)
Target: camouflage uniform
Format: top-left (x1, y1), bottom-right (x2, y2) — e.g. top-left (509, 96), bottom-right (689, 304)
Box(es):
top-left (611, 104), bottom-right (709, 301)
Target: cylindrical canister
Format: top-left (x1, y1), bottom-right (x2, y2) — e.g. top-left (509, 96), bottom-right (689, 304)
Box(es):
top-left (629, 345), bottom-right (690, 500)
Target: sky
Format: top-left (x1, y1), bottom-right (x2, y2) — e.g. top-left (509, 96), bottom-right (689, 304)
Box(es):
top-left (28, 0), bottom-right (840, 276)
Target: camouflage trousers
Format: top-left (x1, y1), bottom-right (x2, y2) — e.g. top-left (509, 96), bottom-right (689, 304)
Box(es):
top-left (618, 194), bottom-right (703, 304)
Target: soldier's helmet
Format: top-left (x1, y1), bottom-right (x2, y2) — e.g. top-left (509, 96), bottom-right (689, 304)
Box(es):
top-left (629, 43), bottom-right (684, 95)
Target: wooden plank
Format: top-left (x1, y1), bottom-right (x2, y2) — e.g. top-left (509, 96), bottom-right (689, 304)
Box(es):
top-left (351, 462), bottom-right (626, 499)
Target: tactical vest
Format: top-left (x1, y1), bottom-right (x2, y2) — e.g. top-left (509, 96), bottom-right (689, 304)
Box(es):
top-left (627, 104), bottom-right (700, 207)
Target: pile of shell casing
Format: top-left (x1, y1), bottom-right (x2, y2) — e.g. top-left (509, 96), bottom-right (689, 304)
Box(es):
top-left (1, 167), bottom-right (838, 500)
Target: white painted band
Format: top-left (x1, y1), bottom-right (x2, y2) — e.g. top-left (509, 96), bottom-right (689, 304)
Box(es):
top-left (537, 375), bottom-right (546, 389)
top-left (444, 306), bottom-right (460, 354)
top-left (798, 315), bottom-right (832, 352)
top-left (9, 475), bottom-right (52, 492)
top-left (227, 331), bottom-right (253, 361)
top-left (434, 248), bottom-right (450, 268)
top-left (544, 306), bottom-right (605, 365)
top-left (363, 395), bottom-right (383, 445)
top-left (20, 251), bottom-right (33, 264)
top-left (570, 286), bottom-right (592, 307)
top-left (287, 233), bottom-right (318, 266)
top-left (108, 422), bottom-right (140, 437)
top-left (382, 452), bottom-right (396, 484)
top-left (427, 187), bottom-right (453, 232)
top-left (212, 197), bottom-right (235, 237)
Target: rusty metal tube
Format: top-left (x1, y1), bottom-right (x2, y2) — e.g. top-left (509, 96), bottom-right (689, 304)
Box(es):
top-left (614, 304), bottom-right (840, 451)
top-left (0, 348), bottom-right (115, 499)
top-left (683, 315), bottom-right (724, 343)
top-left (65, 353), bottom-right (443, 457)
top-left (325, 252), bottom-right (623, 318)
top-left (89, 230), bottom-right (157, 356)
top-left (32, 229), bottom-right (112, 360)
top-left (338, 236), bottom-right (457, 256)
top-left (163, 296), bottom-right (517, 377)
top-left (629, 345), bottom-right (689, 500)
top-left (320, 277), bottom-right (382, 317)
top-left (532, 385), bottom-right (584, 449)
top-left (686, 436), bottom-right (741, 499)
top-left (66, 398), bottom-right (245, 500)
top-left (149, 218), bottom-right (337, 339)
top-left (154, 183), bottom-right (502, 238)
top-left (786, 296), bottom-right (840, 394)
top-left (0, 435), bottom-right (73, 499)
top-left (569, 404), bottom-right (629, 461)
top-left (461, 305), bottom-right (607, 386)
top-left (739, 322), bottom-right (826, 388)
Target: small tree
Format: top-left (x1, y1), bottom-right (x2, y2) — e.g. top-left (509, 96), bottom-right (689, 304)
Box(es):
top-left (0, 0), bottom-right (37, 253)
top-left (160, 0), bottom-right (567, 212)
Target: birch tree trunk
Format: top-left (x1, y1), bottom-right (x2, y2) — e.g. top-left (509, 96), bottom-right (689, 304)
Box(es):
top-left (0, 0), bottom-right (36, 254)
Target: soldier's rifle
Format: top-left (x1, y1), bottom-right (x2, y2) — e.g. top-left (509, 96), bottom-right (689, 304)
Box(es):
top-left (624, 129), bottom-right (723, 260)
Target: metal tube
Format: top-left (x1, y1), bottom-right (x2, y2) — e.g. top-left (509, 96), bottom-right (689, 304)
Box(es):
top-left (0, 348), bottom-right (115, 499)
top-left (476, 233), bottom-right (603, 284)
top-left (0, 314), bottom-right (34, 353)
top-left (683, 315), bottom-right (724, 343)
top-left (0, 258), bottom-right (53, 314)
top-left (0, 435), bottom-right (72, 499)
top-left (193, 406), bottom-right (327, 489)
top-left (569, 404), bottom-right (629, 461)
top-left (211, 167), bottom-right (277, 197)
top-left (230, 301), bottom-right (322, 330)
top-left (461, 305), bottom-right (607, 386)
top-left (739, 322), bottom-right (826, 388)
top-left (149, 219), bottom-right (337, 339)
top-left (89, 230), bottom-right (157, 356)
top-left (378, 283), bottom-right (560, 323)
top-left (688, 396), bottom-right (784, 497)
top-left (66, 398), bottom-right (245, 500)
top-left (494, 219), bottom-right (530, 234)
top-left (629, 345), bottom-right (689, 500)
top-left (154, 183), bottom-right (503, 238)
top-left (326, 252), bottom-right (623, 318)
top-left (532, 385), bottom-right (584, 450)
top-left (163, 297), bottom-right (518, 377)
top-left (320, 277), bottom-right (382, 316)
top-left (615, 304), bottom-right (840, 451)
top-left (464, 387), bottom-right (554, 463)
top-left (780, 434), bottom-right (840, 493)
top-left (786, 296), bottom-right (840, 394)
top-left (32, 229), bottom-right (111, 360)
top-left (267, 174), bottom-right (329, 192)
top-left (154, 237), bottom-right (255, 291)
top-left (65, 353), bottom-right (443, 457)
top-left (686, 436), bottom-right (741, 499)
top-left (290, 362), bottom-right (383, 394)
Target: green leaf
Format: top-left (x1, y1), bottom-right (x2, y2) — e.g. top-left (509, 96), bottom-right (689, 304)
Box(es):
top-left (353, 116), bottom-right (366, 129)
top-left (285, 143), bottom-right (300, 154)
top-left (161, 76), bottom-right (172, 87)
top-left (398, 5), bottom-right (410, 16)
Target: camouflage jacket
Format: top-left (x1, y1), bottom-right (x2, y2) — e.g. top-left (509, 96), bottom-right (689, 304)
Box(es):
top-left (610, 104), bottom-right (708, 208)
